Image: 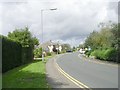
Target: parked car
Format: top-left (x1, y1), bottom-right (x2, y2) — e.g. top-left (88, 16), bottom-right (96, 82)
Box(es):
top-left (66, 50), bottom-right (73, 52)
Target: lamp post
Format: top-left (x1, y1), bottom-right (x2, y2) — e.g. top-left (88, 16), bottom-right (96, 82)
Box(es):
top-left (57, 41), bottom-right (59, 55)
top-left (41, 8), bottom-right (57, 62)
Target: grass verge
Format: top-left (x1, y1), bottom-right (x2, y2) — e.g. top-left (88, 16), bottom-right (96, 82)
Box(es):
top-left (2, 60), bottom-right (50, 88)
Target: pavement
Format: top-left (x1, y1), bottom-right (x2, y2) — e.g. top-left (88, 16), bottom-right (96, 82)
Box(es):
top-left (46, 55), bottom-right (79, 89)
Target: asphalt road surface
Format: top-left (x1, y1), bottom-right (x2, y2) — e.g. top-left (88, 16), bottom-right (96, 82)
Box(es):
top-left (56, 52), bottom-right (118, 88)
top-left (46, 57), bottom-right (79, 88)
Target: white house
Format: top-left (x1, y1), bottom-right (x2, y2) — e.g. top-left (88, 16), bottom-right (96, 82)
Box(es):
top-left (40, 40), bottom-right (62, 53)
top-left (59, 45), bottom-right (62, 52)
top-left (48, 45), bottom-right (53, 52)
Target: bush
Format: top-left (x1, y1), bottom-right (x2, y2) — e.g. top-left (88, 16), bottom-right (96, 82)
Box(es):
top-left (98, 49), bottom-right (106, 60)
top-left (62, 50), bottom-right (66, 53)
top-left (103, 48), bottom-right (117, 61)
top-left (90, 48), bottom-right (117, 61)
top-left (90, 50), bottom-right (101, 59)
top-left (34, 48), bottom-right (42, 58)
top-left (85, 50), bottom-right (93, 57)
top-left (90, 50), bottom-right (97, 58)
top-left (46, 52), bottom-right (52, 56)
top-left (117, 49), bottom-right (120, 63)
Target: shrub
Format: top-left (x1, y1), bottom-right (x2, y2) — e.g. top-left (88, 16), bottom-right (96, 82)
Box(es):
top-left (90, 48), bottom-right (117, 61)
top-left (85, 50), bottom-right (92, 57)
top-left (62, 50), bottom-right (66, 53)
top-left (46, 52), bottom-right (52, 56)
top-left (117, 49), bottom-right (120, 63)
top-left (98, 49), bottom-right (106, 60)
top-left (90, 50), bottom-right (96, 56)
top-left (90, 50), bottom-right (100, 59)
top-left (103, 48), bottom-right (117, 61)
top-left (34, 47), bottom-right (42, 58)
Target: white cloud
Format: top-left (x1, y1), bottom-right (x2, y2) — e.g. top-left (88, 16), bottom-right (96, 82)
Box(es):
top-left (0, 0), bottom-right (118, 46)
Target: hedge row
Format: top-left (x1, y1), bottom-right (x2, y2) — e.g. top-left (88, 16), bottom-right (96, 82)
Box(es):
top-left (89, 48), bottom-right (118, 62)
top-left (22, 47), bottom-right (33, 64)
top-left (2, 36), bottom-right (33, 73)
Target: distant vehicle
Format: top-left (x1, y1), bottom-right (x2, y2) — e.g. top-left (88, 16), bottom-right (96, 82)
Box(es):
top-left (66, 50), bottom-right (73, 52)
top-left (79, 48), bottom-right (85, 54)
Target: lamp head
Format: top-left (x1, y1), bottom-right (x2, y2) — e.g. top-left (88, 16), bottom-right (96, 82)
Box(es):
top-left (50, 8), bottom-right (57, 10)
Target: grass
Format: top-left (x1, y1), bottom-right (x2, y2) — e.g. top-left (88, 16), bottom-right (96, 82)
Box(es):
top-left (2, 60), bottom-right (50, 88)
top-left (44, 55), bottom-right (56, 59)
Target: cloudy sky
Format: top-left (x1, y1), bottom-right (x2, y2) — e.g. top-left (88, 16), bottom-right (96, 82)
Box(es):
top-left (0, 0), bottom-right (118, 47)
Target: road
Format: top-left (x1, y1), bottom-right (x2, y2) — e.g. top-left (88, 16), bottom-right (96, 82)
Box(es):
top-left (46, 57), bottom-right (79, 88)
top-left (56, 52), bottom-right (118, 88)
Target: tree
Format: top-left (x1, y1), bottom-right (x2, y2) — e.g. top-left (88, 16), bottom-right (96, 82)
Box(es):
top-left (110, 23), bottom-right (120, 62)
top-left (84, 22), bottom-right (119, 62)
top-left (72, 46), bottom-right (76, 50)
top-left (85, 23), bottom-right (116, 50)
top-left (8, 27), bottom-right (39, 48)
top-left (110, 24), bottom-right (119, 49)
top-left (32, 37), bottom-right (39, 47)
top-left (34, 47), bottom-right (42, 58)
top-left (99, 27), bottom-right (114, 49)
top-left (84, 31), bottom-right (100, 50)
top-left (62, 44), bottom-right (71, 51)
top-left (79, 44), bottom-right (84, 49)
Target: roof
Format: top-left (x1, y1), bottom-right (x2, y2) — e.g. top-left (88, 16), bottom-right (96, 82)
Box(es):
top-left (39, 40), bottom-right (61, 49)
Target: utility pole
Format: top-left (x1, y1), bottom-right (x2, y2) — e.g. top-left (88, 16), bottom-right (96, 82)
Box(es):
top-left (41, 8), bottom-right (57, 62)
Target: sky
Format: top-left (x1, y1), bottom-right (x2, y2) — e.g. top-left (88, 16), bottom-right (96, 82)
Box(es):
top-left (0, 0), bottom-right (119, 47)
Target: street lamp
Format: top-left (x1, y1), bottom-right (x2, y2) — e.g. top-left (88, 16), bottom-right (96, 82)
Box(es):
top-left (57, 41), bottom-right (59, 55)
top-left (50, 8), bottom-right (57, 10)
top-left (41, 8), bottom-right (57, 62)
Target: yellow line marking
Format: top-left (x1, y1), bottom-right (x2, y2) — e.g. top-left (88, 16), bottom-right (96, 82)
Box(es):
top-left (56, 64), bottom-right (84, 89)
top-left (54, 56), bottom-right (92, 90)
top-left (78, 54), bottom-right (118, 67)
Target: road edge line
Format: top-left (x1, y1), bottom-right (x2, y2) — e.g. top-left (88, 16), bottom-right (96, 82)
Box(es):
top-left (78, 54), bottom-right (118, 67)
top-left (54, 55), bottom-right (92, 90)
top-left (55, 62), bottom-right (85, 89)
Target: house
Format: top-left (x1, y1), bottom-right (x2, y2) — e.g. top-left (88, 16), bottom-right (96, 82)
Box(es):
top-left (39, 40), bottom-right (62, 53)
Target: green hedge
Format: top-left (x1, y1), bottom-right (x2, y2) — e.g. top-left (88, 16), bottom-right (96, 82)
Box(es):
top-left (117, 49), bottom-right (120, 63)
top-left (2, 36), bottom-right (33, 73)
top-left (0, 36), bottom-right (2, 73)
top-left (90, 48), bottom-right (117, 62)
top-left (22, 47), bottom-right (33, 64)
top-left (2, 36), bottom-right (22, 73)
top-left (85, 50), bottom-right (93, 57)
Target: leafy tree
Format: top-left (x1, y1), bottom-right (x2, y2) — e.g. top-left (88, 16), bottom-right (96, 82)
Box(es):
top-left (111, 24), bottom-right (119, 49)
top-left (34, 47), bottom-right (42, 58)
top-left (99, 27), bottom-right (114, 49)
top-left (111, 23), bottom-right (120, 62)
top-left (84, 31), bottom-right (100, 50)
top-left (79, 44), bottom-right (84, 49)
top-left (32, 37), bottom-right (39, 46)
top-left (8, 27), bottom-right (39, 48)
top-left (62, 44), bottom-right (71, 51)
top-left (72, 46), bottom-right (76, 51)
top-left (84, 22), bottom-right (119, 62)
top-left (85, 23), bottom-right (116, 50)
